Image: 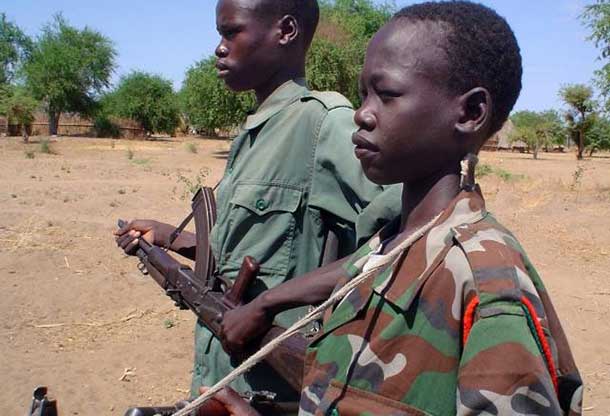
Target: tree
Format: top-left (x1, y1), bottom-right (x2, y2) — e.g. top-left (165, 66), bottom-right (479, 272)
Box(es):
top-left (510, 110), bottom-right (565, 159)
top-left (180, 57), bottom-right (254, 135)
top-left (104, 71), bottom-right (180, 136)
top-left (0, 85), bottom-right (39, 142)
top-left (24, 14), bottom-right (116, 135)
top-left (582, 1), bottom-right (610, 107)
top-left (584, 114), bottom-right (610, 155)
top-left (559, 84), bottom-right (597, 160)
top-left (0, 13), bottom-right (32, 86)
top-left (307, 0), bottom-right (394, 105)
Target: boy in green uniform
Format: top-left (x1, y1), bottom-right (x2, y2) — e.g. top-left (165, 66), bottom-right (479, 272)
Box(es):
top-left (115, 0), bottom-right (400, 401)
top-left (207, 2), bottom-right (583, 415)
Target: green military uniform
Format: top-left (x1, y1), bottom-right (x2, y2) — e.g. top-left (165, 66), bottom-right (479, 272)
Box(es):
top-left (300, 188), bottom-right (583, 415)
top-left (191, 79), bottom-right (401, 398)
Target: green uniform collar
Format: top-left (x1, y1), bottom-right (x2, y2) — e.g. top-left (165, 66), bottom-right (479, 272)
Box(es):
top-left (244, 78), bottom-right (309, 131)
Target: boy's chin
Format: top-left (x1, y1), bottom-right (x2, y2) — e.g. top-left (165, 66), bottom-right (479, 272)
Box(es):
top-left (362, 167), bottom-right (397, 186)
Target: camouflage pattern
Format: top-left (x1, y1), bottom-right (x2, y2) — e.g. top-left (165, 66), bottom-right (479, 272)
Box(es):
top-left (299, 187), bottom-right (583, 415)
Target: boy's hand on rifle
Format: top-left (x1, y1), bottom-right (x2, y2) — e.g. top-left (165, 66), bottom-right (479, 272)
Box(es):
top-left (220, 297), bottom-right (273, 355)
top-left (198, 387), bottom-right (261, 416)
top-left (114, 219), bottom-right (173, 254)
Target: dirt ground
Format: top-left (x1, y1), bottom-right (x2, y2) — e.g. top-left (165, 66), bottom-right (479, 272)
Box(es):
top-left (0, 136), bottom-right (609, 415)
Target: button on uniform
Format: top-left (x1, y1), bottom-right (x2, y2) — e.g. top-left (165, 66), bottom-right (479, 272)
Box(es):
top-left (256, 198), bottom-right (268, 211)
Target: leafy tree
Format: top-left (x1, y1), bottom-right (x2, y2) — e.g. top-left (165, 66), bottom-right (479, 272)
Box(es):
top-left (510, 110), bottom-right (565, 159)
top-left (585, 114), bottom-right (610, 155)
top-left (582, 1), bottom-right (610, 106)
top-left (559, 84), bottom-right (597, 160)
top-left (180, 57), bottom-right (254, 135)
top-left (0, 85), bottom-right (39, 142)
top-left (23, 14), bottom-right (116, 135)
top-left (0, 13), bottom-right (32, 86)
top-left (104, 71), bottom-right (180, 136)
top-left (307, 0), bottom-right (394, 105)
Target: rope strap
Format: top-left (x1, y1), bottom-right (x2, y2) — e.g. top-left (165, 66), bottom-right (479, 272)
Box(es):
top-left (172, 213), bottom-right (443, 416)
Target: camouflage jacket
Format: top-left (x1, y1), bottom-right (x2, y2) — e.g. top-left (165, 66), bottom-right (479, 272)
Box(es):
top-left (299, 188), bottom-right (583, 416)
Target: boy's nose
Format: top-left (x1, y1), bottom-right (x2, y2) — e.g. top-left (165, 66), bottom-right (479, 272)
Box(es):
top-left (354, 107), bottom-right (376, 131)
top-left (215, 43), bottom-right (229, 58)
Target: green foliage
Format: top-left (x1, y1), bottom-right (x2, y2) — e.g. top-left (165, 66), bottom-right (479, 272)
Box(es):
top-left (510, 110), bottom-right (566, 159)
top-left (0, 13), bottom-right (33, 85)
top-left (180, 57), bottom-right (254, 134)
top-left (176, 168), bottom-right (210, 200)
top-left (0, 85), bottom-right (38, 126)
top-left (476, 163), bottom-right (522, 182)
top-left (585, 114), bottom-right (610, 154)
top-left (93, 113), bottom-right (120, 138)
top-left (582, 2), bottom-right (610, 104)
top-left (23, 14), bottom-right (116, 133)
top-left (105, 71), bottom-right (180, 135)
top-left (307, 0), bottom-right (394, 106)
top-left (559, 84), bottom-right (597, 159)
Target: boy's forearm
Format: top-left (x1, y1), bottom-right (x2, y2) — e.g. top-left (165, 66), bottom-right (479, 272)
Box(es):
top-left (258, 258), bottom-right (349, 317)
top-left (169, 230), bottom-right (197, 260)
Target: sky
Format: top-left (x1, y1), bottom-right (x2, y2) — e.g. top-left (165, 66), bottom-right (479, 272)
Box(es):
top-left (2, 0), bottom-right (601, 112)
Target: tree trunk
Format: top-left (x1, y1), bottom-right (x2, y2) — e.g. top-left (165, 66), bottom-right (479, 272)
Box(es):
top-left (577, 111), bottom-right (585, 160)
top-left (533, 146), bottom-right (538, 160)
top-left (21, 124), bottom-right (29, 144)
top-left (48, 111), bottom-right (60, 136)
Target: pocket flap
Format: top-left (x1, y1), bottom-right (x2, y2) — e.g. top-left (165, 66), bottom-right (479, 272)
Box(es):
top-left (231, 183), bottom-right (302, 214)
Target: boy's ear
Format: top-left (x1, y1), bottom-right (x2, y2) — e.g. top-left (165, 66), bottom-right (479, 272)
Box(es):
top-left (455, 87), bottom-right (492, 135)
top-left (278, 15), bottom-right (299, 46)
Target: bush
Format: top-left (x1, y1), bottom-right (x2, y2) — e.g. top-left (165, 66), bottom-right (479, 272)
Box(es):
top-left (94, 114), bottom-right (121, 138)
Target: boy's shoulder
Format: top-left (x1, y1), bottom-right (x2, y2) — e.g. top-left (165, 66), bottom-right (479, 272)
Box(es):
top-left (301, 89), bottom-right (353, 111)
top-left (450, 213), bottom-right (548, 311)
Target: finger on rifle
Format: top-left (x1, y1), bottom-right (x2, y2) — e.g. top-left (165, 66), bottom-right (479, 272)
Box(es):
top-left (114, 219), bottom-right (134, 236)
top-left (116, 230), bottom-right (140, 247)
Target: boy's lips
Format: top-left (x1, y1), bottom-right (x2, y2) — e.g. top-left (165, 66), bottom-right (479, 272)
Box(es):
top-left (216, 61), bottom-right (230, 77)
top-left (352, 133), bottom-right (379, 160)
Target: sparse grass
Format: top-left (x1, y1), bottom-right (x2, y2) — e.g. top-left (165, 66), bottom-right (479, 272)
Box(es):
top-left (164, 318), bottom-right (175, 329)
top-left (126, 148), bottom-right (134, 160)
top-left (131, 158), bottom-right (150, 166)
top-left (477, 163), bottom-right (523, 182)
top-left (61, 164), bottom-right (71, 174)
top-left (571, 165), bottom-right (584, 191)
top-left (185, 142), bottom-right (198, 154)
top-left (176, 168), bottom-right (210, 200)
top-left (24, 150), bottom-right (35, 159)
top-left (477, 163), bottom-right (493, 178)
top-left (111, 140), bottom-right (116, 149)
top-left (39, 139), bottom-right (56, 155)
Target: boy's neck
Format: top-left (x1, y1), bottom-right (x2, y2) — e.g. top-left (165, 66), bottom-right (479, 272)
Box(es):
top-left (400, 170), bottom-right (461, 236)
top-left (254, 61), bottom-right (306, 104)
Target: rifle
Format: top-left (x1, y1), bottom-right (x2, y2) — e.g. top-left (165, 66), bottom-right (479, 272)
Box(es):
top-left (116, 220), bottom-right (308, 392)
top-left (26, 387), bottom-right (297, 416)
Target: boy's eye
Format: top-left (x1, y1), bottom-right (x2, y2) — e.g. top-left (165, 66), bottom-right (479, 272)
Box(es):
top-left (377, 90), bottom-right (401, 101)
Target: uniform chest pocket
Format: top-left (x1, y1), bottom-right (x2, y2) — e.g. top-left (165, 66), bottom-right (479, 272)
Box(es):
top-left (222, 182), bottom-right (303, 279)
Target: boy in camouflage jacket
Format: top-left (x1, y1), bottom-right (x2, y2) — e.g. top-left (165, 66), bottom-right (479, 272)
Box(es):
top-left (208, 2), bottom-right (583, 415)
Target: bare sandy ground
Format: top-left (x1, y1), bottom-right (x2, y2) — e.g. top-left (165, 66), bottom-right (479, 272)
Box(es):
top-left (0, 136), bottom-right (608, 415)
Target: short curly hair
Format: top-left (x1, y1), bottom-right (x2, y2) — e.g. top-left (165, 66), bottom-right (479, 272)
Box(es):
top-left (393, 1), bottom-right (522, 134)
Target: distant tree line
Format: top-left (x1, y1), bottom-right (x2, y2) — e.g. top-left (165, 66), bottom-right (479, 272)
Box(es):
top-left (2, 0), bottom-right (610, 158)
